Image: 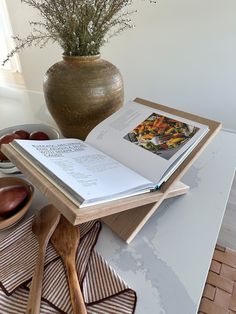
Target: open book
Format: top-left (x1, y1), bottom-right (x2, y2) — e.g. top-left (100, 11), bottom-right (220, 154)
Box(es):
top-left (10, 100), bottom-right (209, 207)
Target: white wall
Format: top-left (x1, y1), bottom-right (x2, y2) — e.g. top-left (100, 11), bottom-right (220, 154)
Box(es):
top-left (5, 0), bottom-right (236, 130)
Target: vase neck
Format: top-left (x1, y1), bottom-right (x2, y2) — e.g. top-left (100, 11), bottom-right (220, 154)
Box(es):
top-left (62, 54), bottom-right (100, 62)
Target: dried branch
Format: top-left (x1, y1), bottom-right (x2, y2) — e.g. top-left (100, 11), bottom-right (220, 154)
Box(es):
top-left (3, 0), bottom-right (157, 65)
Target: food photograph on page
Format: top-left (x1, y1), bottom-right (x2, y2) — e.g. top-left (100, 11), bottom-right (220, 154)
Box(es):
top-left (123, 113), bottom-right (200, 160)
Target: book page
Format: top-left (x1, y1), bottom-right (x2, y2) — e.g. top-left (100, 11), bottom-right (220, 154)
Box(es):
top-left (86, 101), bottom-right (209, 184)
top-left (13, 139), bottom-right (153, 204)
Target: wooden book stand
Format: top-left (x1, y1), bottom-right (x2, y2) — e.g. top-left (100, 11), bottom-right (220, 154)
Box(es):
top-left (2, 98), bottom-right (221, 243)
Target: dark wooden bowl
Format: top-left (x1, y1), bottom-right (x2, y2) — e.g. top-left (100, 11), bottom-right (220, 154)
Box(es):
top-left (0, 177), bottom-right (34, 230)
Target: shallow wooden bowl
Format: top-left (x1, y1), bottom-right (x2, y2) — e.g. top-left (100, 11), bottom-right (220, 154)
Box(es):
top-left (0, 177), bottom-right (34, 230)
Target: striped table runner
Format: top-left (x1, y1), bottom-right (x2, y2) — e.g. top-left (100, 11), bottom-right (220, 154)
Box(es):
top-left (0, 216), bottom-right (136, 313)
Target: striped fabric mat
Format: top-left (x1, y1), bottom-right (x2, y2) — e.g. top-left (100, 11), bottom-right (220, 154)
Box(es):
top-left (0, 216), bottom-right (136, 313)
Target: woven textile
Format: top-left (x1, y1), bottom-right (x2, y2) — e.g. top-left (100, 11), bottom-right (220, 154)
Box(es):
top-left (198, 245), bottom-right (236, 314)
top-left (0, 216), bottom-right (136, 313)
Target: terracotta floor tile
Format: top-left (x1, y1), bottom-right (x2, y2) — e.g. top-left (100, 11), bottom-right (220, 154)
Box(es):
top-left (199, 246), bottom-right (236, 313)
top-left (207, 271), bottom-right (234, 294)
top-left (203, 284), bottom-right (216, 300)
top-left (215, 288), bottom-right (231, 308)
top-left (211, 260), bottom-right (222, 274)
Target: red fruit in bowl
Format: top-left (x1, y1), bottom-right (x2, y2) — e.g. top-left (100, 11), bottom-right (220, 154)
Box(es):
top-left (14, 129), bottom-right (30, 139)
top-left (0, 133), bottom-right (21, 144)
top-left (29, 131), bottom-right (50, 140)
top-left (0, 133), bottom-right (21, 161)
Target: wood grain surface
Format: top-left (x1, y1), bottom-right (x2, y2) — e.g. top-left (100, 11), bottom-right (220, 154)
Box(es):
top-left (26, 205), bottom-right (60, 314)
top-left (51, 216), bottom-right (87, 314)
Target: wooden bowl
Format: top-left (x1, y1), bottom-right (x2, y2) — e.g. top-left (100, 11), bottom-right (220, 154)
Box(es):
top-left (0, 177), bottom-right (34, 230)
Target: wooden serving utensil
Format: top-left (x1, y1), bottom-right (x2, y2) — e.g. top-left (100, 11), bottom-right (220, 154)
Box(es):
top-left (51, 215), bottom-right (87, 314)
top-left (26, 204), bottom-right (60, 314)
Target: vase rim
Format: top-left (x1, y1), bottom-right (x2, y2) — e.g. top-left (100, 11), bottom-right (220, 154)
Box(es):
top-left (62, 54), bottom-right (100, 61)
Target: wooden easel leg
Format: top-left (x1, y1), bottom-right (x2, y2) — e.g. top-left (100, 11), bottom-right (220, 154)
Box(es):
top-left (102, 181), bottom-right (189, 243)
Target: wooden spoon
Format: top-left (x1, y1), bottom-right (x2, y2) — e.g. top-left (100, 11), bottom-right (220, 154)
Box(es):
top-left (26, 204), bottom-right (60, 314)
top-left (51, 215), bottom-right (87, 314)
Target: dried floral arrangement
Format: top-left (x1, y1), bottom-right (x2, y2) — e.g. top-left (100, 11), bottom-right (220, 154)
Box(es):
top-left (3, 0), bottom-right (156, 65)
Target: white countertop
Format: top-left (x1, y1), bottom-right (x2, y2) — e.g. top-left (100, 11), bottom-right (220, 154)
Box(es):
top-left (95, 130), bottom-right (236, 314)
top-left (1, 87), bottom-right (236, 313)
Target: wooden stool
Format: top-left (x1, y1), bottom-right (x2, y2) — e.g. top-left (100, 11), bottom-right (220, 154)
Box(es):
top-left (198, 245), bottom-right (236, 314)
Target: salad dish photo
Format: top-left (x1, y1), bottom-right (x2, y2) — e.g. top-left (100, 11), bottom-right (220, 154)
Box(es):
top-left (123, 113), bottom-right (199, 160)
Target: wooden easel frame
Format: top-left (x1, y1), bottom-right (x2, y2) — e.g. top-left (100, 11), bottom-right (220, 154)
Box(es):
top-left (2, 98), bottom-right (221, 243)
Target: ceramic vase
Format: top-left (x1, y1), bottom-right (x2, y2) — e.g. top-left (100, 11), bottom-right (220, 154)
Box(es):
top-left (43, 55), bottom-right (124, 140)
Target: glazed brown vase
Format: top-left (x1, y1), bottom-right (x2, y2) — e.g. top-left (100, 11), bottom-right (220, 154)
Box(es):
top-left (43, 55), bottom-right (124, 140)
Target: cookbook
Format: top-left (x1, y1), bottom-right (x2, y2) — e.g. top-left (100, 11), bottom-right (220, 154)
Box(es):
top-left (10, 100), bottom-right (209, 207)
